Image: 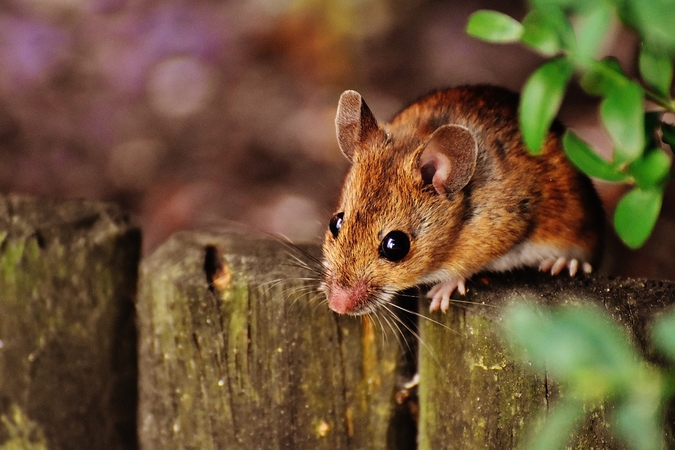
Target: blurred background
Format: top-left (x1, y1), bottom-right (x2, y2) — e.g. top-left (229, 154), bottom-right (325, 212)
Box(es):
top-left (0, 0), bottom-right (672, 278)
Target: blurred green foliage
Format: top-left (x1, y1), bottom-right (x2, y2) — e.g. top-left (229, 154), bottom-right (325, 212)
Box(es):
top-left (467, 2), bottom-right (675, 448)
top-left (503, 301), bottom-right (675, 450)
top-left (467, 0), bottom-right (675, 249)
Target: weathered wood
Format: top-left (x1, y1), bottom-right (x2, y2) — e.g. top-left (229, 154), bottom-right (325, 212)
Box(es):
top-left (4, 197), bottom-right (674, 449)
top-left (418, 271), bottom-right (675, 449)
top-left (0, 194), bottom-right (140, 449)
top-left (139, 230), bottom-right (675, 449)
top-left (137, 231), bottom-right (407, 449)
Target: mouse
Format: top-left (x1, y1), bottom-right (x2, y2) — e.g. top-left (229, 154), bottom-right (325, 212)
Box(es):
top-left (320, 85), bottom-right (604, 315)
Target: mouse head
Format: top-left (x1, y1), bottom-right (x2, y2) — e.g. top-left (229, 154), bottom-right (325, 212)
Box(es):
top-left (322, 90), bottom-right (478, 315)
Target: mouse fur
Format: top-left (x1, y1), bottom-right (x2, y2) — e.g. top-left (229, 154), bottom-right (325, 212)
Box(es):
top-left (321, 85), bottom-right (604, 315)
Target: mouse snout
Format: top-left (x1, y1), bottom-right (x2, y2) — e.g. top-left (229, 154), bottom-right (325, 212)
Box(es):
top-left (326, 280), bottom-right (370, 315)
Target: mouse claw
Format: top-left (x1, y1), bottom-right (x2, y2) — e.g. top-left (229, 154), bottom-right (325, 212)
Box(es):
top-left (427, 279), bottom-right (466, 313)
top-left (551, 257), bottom-right (568, 275)
top-left (538, 258), bottom-right (555, 273)
top-left (539, 257), bottom-right (593, 277)
top-left (568, 259), bottom-right (579, 276)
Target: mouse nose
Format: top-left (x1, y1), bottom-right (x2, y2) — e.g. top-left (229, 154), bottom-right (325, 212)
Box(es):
top-left (327, 281), bottom-right (369, 315)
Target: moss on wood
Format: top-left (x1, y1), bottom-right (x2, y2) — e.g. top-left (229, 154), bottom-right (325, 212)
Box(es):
top-left (0, 195), bottom-right (140, 450)
top-left (418, 271), bottom-right (675, 450)
top-left (137, 231), bottom-right (404, 449)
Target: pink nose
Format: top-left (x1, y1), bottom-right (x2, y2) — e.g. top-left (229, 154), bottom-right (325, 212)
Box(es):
top-left (328, 283), bottom-right (368, 314)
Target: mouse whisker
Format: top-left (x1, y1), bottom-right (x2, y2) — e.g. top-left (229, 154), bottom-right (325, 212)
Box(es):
top-left (446, 297), bottom-right (500, 309)
top-left (280, 283), bottom-right (320, 308)
top-left (281, 254), bottom-right (323, 273)
top-left (386, 299), bottom-right (459, 335)
top-left (368, 311), bottom-right (391, 347)
top-left (371, 307), bottom-right (402, 346)
top-left (382, 305), bottom-right (442, 364)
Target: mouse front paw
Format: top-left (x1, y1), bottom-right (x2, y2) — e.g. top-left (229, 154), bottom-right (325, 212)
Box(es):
top-left (539, 257), bottom-right (593, 276)
top-left (426, 278), bottom-right (467, 313)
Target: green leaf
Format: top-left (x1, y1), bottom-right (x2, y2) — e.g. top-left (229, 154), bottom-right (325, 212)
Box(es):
top-left (466, 10), bottom-right (523, 42)
top-left (572, 4), bottom-right (613, 67)
top-left (501, 303), bottom-right (552, 372)
top-left (613, 394), bottom-right (665, 450)
top-left (521, 7), bottom-right (575, 56)
top-left (651, 309), bottom-right (675, 361)
top-left (529, 0), bottom-right (602, 13)
top-left (569, 61), bottom-right (647, 165)
top-left (616, 0), bottom-right (675, 55)
top-left (600, 82), bottom-right (645, 163)
top-left (580, 58), bottom-right (627, 96)
top-left (639, 45), bottom-right (674, 97)
top-left (614, 186), bottom-right (664, 248)
top-left (549, 306), bottom-right (640, 393)
top-left (629, 148), bottom-right (671, 189)
top-left (523, 400), bottom-right (585, 450)
top-left (520, 57), bottom-right (574, 153)
top-left (502, 302), bottom-right (640, 398)
top-left (563, 132), bottom-right (627, 182)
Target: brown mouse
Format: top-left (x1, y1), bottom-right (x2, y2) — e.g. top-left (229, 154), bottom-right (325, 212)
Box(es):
top-left (320, 85), bottom-right (603, 315)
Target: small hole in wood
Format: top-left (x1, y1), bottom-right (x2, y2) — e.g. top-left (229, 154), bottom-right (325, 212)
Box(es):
top-left (34, 231), bottom-right (46, 249)
top-left (204, 244), bottom-right (230, 292)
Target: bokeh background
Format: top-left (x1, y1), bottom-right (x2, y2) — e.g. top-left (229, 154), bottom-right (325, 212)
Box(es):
top-left (1, 0), bottom-right (673, 278)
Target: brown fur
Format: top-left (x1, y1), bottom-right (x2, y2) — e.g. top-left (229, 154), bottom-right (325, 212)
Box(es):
top-left (322, 85), bottom-right (604, 314)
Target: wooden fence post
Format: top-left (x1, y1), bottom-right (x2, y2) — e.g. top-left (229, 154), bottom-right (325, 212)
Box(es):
top-left (418, 272), bottom-right (675, 449)
top-left (4, 195), bottom-right (672, 450)
top-left (137, 230), bottom-right (411, 450)
top-left (0, 194), bottom-right (140, 449)
top-left (139, 230), bottom-right (675, 449)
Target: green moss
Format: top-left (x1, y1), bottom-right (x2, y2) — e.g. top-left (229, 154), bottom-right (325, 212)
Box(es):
top-left (0, 405), bottom-right (47, 450)
top-left (0, 196), bottom-right (140, 449)
top-left (418, 301), bottom-right (547, 449)
top-left (138, 231), bottom-right (401, 449)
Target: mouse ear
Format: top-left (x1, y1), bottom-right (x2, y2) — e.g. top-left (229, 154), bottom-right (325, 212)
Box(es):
top-left (335, 90), bottom-right (381, 163)
top-left (418, 124), bottom-right (477, 196)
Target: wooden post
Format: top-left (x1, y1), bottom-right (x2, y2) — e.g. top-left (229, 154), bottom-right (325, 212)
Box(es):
top-left (418, 272), bottom-right (675, 449)
top-left (137, 231), bottom-right (410, 450)
top-left (3, 195), bottom-right (671, 450)
top-left (0, 195), bottom-right (140, 449)
top-left (139, 230), bottom-right (675, 449)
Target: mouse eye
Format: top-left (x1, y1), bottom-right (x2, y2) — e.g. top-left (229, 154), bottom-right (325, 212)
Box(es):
top-left (329, 212), bottom-right (344, 238)
top-left (379, 230), bottom-right (410, 262)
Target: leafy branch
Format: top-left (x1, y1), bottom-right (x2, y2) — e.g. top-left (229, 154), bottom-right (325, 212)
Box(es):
top-left (467, 0), bottom-right (675, 248)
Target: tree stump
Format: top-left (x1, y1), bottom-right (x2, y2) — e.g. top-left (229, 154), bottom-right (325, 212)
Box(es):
top-left (137, 230), bottom-right (410, 450)
top-left (0, 194), bottom-right (140, 449)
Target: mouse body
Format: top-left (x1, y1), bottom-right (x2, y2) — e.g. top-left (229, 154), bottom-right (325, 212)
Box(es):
top-left (321, 85), bottom-right (603, 315)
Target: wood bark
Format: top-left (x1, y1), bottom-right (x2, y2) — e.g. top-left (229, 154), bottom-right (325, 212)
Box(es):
top-left (0, 194), bottom-right (140, 449)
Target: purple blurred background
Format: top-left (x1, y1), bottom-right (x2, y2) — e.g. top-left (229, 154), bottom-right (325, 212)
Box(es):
top-left (1, 0), bottom-right (672, 279)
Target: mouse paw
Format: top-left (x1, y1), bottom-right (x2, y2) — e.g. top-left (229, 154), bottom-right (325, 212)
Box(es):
top-left (539, 257), bottom-right (593, 276)
top-left (427, 279), bottom-right (466, 313)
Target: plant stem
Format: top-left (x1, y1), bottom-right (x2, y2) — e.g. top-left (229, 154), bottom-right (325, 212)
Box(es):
top-left (644, 89), bottom-right (675, 113)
